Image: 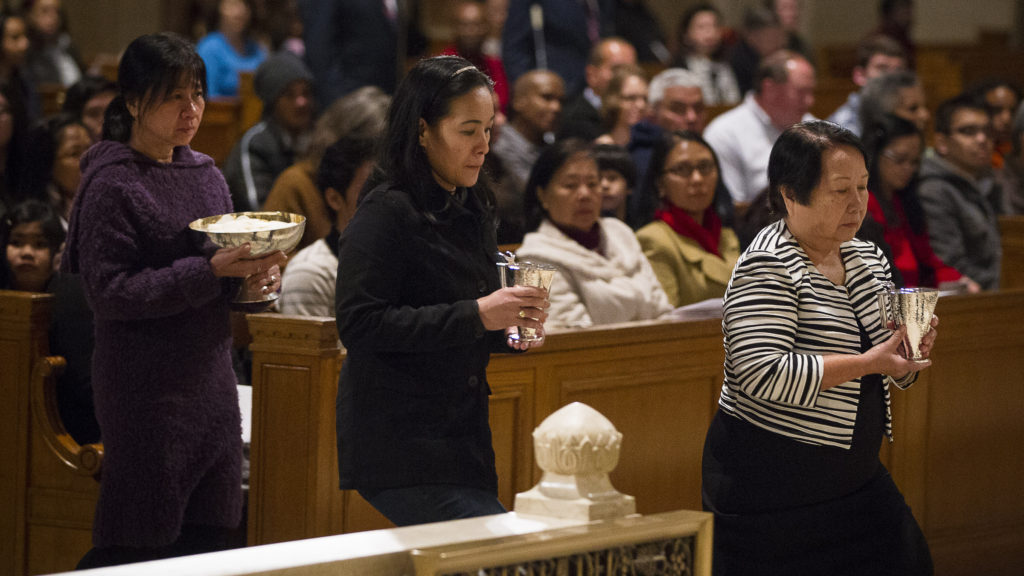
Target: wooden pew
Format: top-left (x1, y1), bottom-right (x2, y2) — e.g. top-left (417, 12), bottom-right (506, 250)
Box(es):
top-left (237, 71), bottom-right (262, 134)
top-left (188, 74), bottom-right (261, 169)
top-left (36, 83), bottom-right (66, 118)
top-left (0, 291), bottom-right (100, 576)
top-left (191, 99), bottom-right (243, 167)
top-left (1000, 215), bottom-right (1024, 290)
top-left (247, 290), bottom-right (1024, 576)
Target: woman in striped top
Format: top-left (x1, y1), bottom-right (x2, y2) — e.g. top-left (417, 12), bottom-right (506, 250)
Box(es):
top-left (702, 121), bottom-right (938, 575)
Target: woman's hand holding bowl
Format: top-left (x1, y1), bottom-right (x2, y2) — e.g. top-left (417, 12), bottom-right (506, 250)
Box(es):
top-left (211, 243), bottom-right (288, 299)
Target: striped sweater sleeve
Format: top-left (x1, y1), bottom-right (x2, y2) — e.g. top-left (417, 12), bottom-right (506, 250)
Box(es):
top-left (723, 249), bottom-right (824, 408)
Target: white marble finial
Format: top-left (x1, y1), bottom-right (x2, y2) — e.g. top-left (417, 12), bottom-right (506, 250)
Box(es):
top-left (514, 402), bottom-right (636, 521)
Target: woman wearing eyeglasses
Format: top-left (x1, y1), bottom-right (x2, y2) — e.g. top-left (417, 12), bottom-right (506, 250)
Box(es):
top-left (636, 130), bottom-right (739, 307)
top-left (860, 114), bottom-right (979, 292)
top-left (516, 138), bottom-right (672, 329)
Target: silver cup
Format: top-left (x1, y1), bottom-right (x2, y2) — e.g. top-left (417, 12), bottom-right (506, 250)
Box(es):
top-left (877, 282), bottom-right (938, 364)
top-left (497, 261), bottom-right (556, 343)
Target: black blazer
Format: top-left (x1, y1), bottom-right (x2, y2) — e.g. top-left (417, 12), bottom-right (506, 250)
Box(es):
top-left (335, 182), bottom-right (509, 492)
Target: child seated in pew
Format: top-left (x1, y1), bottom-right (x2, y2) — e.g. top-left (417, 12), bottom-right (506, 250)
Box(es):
top-left (593, 143), bottom-right (636, 223)
top-left (1, 198), bottom-right (97, 443)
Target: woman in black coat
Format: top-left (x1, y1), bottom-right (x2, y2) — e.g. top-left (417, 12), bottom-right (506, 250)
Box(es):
top-left (334, 56), bottom-right (549, 527)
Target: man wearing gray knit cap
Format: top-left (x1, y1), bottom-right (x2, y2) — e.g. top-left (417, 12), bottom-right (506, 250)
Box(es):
top-left (223, 51), bottom-right (316, 212)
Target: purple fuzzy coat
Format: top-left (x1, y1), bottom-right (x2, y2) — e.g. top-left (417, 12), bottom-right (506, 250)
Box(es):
top-left (63, 141), bottom-right (242, 548)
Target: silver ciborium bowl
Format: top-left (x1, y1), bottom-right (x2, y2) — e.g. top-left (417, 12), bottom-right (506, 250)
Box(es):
top-left (188, 211), bottom-right (306, 258)
top-left (189, 211), bottom-right (306, 309)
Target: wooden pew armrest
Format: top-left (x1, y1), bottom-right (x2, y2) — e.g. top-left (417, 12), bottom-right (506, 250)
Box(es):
top-left (30, 356), bottom-right (104, 478)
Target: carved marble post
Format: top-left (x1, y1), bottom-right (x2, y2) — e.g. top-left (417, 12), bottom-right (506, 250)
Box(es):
top-left (514, 402), bottom-right (636, 521)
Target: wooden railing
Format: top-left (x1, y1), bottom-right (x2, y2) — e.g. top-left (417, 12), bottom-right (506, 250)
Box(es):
top-left (245, 290), bottom-right (1024, 576)
top-left (39, 508), bottom-right (712, 576)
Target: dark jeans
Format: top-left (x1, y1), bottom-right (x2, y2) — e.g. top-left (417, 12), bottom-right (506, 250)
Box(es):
top-left (359, 484), bottom-right (506, 527)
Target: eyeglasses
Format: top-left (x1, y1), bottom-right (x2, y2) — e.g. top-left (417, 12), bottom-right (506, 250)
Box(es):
top-left (951, 124), bottom-right (993, 139)
top-left (664, 160), bottom-right (716, 178)
top-left (881, 150), bottom-right (920, 168)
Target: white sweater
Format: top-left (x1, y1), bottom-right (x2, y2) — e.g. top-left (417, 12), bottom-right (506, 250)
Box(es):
top-left (278, 238), bottom-right (337, 318)
top-left (516, 218), bottom-right (673, 329)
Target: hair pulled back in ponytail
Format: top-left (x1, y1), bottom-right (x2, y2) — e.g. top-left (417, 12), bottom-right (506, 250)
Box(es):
top-left (102, 32), bottom-right (207, 142)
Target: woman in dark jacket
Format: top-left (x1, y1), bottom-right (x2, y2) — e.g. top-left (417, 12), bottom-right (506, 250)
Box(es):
top-left (335, 56), bottom-right (549, 527)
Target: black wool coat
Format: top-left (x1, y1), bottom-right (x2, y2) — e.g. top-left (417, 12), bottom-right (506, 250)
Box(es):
top-left (335, 181), bottom-right (511, 493)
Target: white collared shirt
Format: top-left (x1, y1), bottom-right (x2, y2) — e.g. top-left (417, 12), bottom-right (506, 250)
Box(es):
top-left (704, 93), bottom-right (815, 204)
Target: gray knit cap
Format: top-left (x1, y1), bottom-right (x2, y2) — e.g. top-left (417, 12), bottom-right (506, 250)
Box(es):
top-left (254, 51), bottom-right (314, 109)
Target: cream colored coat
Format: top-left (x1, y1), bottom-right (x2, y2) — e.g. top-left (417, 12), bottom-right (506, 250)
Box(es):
top-left (517, 218), bottom-right (673, 329)
top-left (636, 220), bottom-right (740, 308)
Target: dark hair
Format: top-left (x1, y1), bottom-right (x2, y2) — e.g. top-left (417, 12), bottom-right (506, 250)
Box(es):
top-left (639, 130), bottom-right (721, 218)
top-left (675, 3), bottom-right (722, 59)
top-left (522, 138), bottom-right (595, 232)
top-left (103, 32), bottom-right (207, 143)
top-left (593, 143), bottom-right (637, 189)
top-left (0, 198), bottom-right (65, 289)
top-left (862, 114), bottom-right (927, 235)
top-left (205, 0), bottom-right (258, 38)
top-left (18, 112), bottom-right (87, 202)
top-left (303, 85), bottom-right (389, 169)
top-left (1012, 100), bottom-right (1024, 157)
top-left (0, 79), bottom-right (30, 200)
top-left (743, 5), bottom-right (781, 32)
top-left (61, 74), bottom-right (117, 117)
top-left (934, 92), bottom-right (988, 135)
top-left (879, 0), bottom-right (912, 18)
top-left (856, 34), bottom-right (906, 69)
top-left (0, 10), bottom-right (25, 64)
top-left (21, 0), bottom-right (71, 37)
top-left (767, 120), bottom-right (866, 216)
top-left (317, 136), bottom-right (377, 222)
top-left (859, 70), bottom-right (920, 136)
top-left (966, 77), bottom-right (1023, 115)
top-left (369, 55), bottom-right (494, 214)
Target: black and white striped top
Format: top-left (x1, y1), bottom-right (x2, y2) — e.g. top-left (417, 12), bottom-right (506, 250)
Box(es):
top-left (719, 220), bottom-right (916, 448)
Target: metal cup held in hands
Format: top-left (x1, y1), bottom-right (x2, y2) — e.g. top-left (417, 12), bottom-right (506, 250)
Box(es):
top-left (497, 260), bottom-right (556, 343)
top-left (877, 282), bottom-right (938, 364)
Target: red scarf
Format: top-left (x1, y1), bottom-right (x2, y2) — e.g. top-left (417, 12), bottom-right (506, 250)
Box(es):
top-left (654, 203), bottom-right (722, 257)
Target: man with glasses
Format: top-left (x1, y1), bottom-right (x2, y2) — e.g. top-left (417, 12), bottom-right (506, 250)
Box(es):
top-left (627, 67), bottom-right (730, 229)
top-left (918, 92), bottom-right (1003, 290)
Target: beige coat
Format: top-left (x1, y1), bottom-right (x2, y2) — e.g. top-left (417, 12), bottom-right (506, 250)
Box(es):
top-left (636, 220), bottom-right (740, 308)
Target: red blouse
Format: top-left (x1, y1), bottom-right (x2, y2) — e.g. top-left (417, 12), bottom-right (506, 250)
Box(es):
top-left (866, 191), bottom-right (961, 287)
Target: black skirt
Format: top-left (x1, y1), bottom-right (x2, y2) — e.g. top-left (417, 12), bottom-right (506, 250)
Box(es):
top-left (702, 324), bottom-right (933, 576)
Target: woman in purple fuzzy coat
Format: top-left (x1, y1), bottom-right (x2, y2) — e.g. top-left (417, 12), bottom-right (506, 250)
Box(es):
top-left (62, 33), bottom-right (286, 568)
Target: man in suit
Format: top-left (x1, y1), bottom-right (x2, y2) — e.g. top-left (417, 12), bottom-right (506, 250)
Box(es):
top-left (502, 0), bottom-right (614, 98)
top-left (299, 0), bottom-right (423, 104)
top-left (558, 37), bottom-right (637, 141)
